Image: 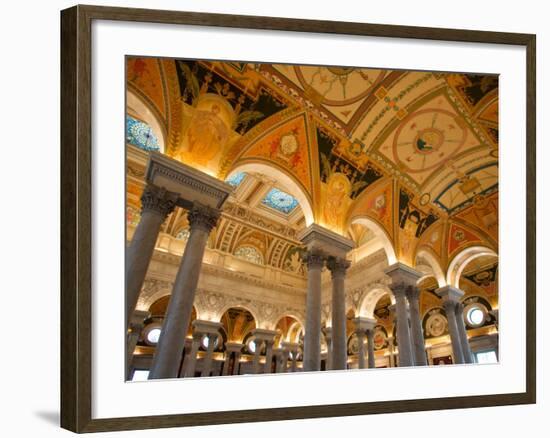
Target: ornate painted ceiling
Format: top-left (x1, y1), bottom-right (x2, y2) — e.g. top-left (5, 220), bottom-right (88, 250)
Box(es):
top-left (126, 57), bottom-right (498, 273)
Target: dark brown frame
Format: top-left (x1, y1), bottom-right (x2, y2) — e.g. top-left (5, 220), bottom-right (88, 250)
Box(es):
top-left (61, 4), bottom-right (536, 433)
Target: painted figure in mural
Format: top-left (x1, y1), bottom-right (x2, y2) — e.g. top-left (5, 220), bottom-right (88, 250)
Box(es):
top-left (322, 172), bottom-right (351, 231)
top-left (180, 94), bottom-right (235, 168)
top-left (186, 104), bottom-right (229, 166)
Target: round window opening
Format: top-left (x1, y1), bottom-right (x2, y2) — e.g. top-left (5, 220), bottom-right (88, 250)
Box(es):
top-left (147, 328), bottom-right (161, 344)
top-left (467, 307), bottom-right (485, 326)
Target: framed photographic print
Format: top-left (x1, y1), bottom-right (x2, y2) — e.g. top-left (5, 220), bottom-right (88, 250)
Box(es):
top-left (60, 4), bottom-right (536, 433)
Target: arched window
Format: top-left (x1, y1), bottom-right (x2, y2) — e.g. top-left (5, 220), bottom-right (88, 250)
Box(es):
top-left (126, 115), bottom-right (161, 152)
top-left (234, 246), bottom-right (264, 265)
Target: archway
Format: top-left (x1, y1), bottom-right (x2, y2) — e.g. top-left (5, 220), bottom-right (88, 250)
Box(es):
top-left (225, 162), bottom-right (314, 226)
top-left (416, 248), bottom-right (446, 288)
top-left (218, 306), bottom-right (258, 343)
top-left (349, 216), bottom-right (397, 265)
top-left (358, 286), bottom-right (395, 319)
top-left (447, 246), bottom-right (498, 288)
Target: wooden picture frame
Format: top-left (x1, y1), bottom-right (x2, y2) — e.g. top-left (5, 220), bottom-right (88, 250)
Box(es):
top-left (60, 4), bottom-right (536, 433)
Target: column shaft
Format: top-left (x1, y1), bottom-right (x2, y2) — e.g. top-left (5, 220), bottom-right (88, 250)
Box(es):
top-left (264, 341), bottom-right (275, 374)
top-left (149, 206), bottom-right (219, 379)
top-left (393, 286), bottom-right (414, 367)
top-left (328, 258), bottom-right (350, 371)
top-left (252, 339), bottom-right (263, 374)
top-left (366, 329), bottom-right (376, 369)
top-left (303, 253), bottom-right (324, 371)
top-left (222, 351), bottom-right (232, 376)
top-left (357, 331), bottom-right (366, 369)
top-left (407, 287), bottom-right (428, 366)
top-left (183, 335), bottom-right (201, 377)
top-left (232, 353), bottom-right (242, 375)
top-left (455, 303), bottom-right (473, 363)
top-left (126, 185), bottom-right (176, 328)
top-left (200, 334), bottom-right (217, 377)
top-left (443, 300), bottom-right (465, 364)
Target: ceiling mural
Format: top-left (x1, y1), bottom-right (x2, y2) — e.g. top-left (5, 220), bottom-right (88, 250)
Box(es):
top-left (126, 57), bottom-right (498, 272)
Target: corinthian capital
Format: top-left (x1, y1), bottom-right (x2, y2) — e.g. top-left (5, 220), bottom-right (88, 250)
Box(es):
top-left (303, 250), bottom-right (325, 270)
top-left (140, 184), bottom-right (178, 217)
top-left (326, 256), bottom-right (351, 278)
top-left (187, 203), bottom-right (221, 233)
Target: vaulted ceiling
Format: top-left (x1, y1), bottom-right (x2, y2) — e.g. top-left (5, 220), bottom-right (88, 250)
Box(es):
top-left (126, 57), bottom-right (498, 273)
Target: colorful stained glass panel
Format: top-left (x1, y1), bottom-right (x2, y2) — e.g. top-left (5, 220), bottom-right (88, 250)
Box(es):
top-left (261, 188), bottom-right (298, 214)
top-left (126, 115), bottom-right (160, 151)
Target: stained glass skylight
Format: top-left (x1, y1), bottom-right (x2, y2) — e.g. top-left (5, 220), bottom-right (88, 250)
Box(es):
top-left (126, 115), bottom-right (160, 152)
top-left (261, 188), bottom-right (299, 214)
top-left (226, 172), bottom-right (246, 187)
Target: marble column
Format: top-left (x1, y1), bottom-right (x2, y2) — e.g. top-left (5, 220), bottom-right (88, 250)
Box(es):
top-left (183, 330), bottom-right (203, 377)
top-left (385, 263), bottom-right (422, 367)
top-left (353, 317), bottom-right (376, 369)
top-left (436, 286), bottom-right (465, 364)
top-left (406, 286), bottom-right (428, 366)
top-left (322, 327), bottom-right (333, 371)
top-left (126, 310), bottom-right (150, 379)
top-left (356, 329), bottom-right (366, 369)
top-left (455, 302), bottom-right (473, 364)
top-left (263, 339), bottom-right (275, 374)
top-left (272, 348), bottom-right (283, 373)
top-left (392, 284), bottom-right (413, 366)
top-left (327, 257), bottom-right (351, 371)
top-left (222, 342), bottom-right (243, 376)
top-left (282, 342), bottom-right (297, 373)
top-left (302, 251), bottom-right (325, 372)
top-left (232, 350), bottom-right (242, 375)
top-left (200, 332), bottom-right (218, 377)
top-left (298, 224), bottom-right (354, 372)
top-left (126, 185), bottom-right (177, 329)
top-left (178, 338), bottom-right (193, 376)
top-left (149, 205), bottom-right (220, 379)
top-left (251, 338), bottom-right (263, 374)
top-left (366, 326), bottom-right (376, 369)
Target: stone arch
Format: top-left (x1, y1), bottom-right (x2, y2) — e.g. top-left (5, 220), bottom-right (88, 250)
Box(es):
top-left (216, 304), bottom-right (260, 329)
top-left (226, 162), bottom-right (314, 226)
top-left (349, 216), bottom-right (397, 264)
top-left (126, 89), bottom-right (166, 153)
top-left (415, 247), bottom-right (446, 287)
top-left (446, 245), bottom-right (498, 288)
top-left (218, 306), bottom-right (258, 344)
top-left (274, 314), bottom-right (305, 344)
top-left (358, 286), bottom-right (395, 319)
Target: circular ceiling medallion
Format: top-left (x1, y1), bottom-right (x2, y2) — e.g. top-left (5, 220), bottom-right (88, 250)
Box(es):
top-left (426, 313), bottom-right (447, 337)
top-left (392, 109), bottom-right (468, 174)
top-left (293, 66), bottom-right (385, 106)
top-left (419, 192), bottom-right (431, 206)
top-left (326, 66), bottom-right (355, 76)
top-left (414, 128), bottom-right (444, 154)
